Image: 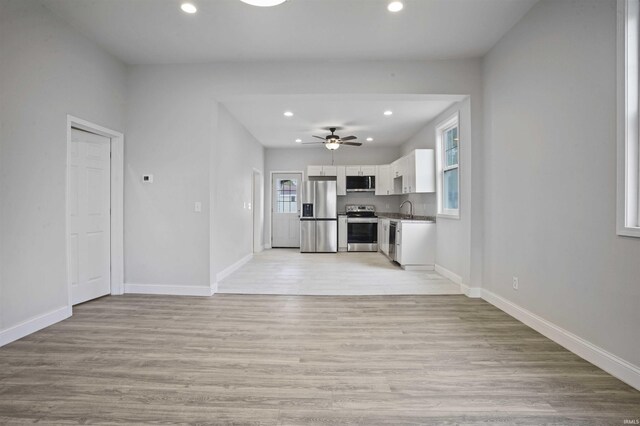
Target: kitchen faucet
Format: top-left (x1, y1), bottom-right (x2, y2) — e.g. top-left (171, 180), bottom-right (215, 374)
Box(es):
top-left (399, 200), bottom-right (413, 219)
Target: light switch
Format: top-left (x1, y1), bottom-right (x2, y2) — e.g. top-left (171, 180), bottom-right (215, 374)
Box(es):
top-left (194, 202), bottom-right (202, 213)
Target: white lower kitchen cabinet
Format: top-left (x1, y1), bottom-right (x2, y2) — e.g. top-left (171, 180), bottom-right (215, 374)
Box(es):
top-left (338, 215), bottom-right (348, 252)
top-left (395, 221), bottom-right (436, 269)
top-left (379, 219), bottom-right (390, 255)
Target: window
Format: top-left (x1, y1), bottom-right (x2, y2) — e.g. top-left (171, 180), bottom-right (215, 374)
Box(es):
top-left (618, 0), bottom-right (640, 237)
top-left (276, 178), bottom-right (298, 213)
top-left (436, 113), bottom-right (460, 218)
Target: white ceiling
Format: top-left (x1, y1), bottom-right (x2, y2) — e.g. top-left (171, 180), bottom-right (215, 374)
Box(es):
top-left (221, 94), bottom-right (465, 147)
top-left (38, 0), bottom-right (535, 149)
top-left (41, 0), bottom-right (537, 65)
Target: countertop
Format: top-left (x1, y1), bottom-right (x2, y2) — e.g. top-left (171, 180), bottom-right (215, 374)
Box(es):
top-left (338, 212), bottom-right (436, 223)
top-left (376, 212), bottom-right (437, 223)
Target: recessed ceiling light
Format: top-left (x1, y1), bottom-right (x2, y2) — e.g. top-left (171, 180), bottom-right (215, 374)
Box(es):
top-left (366, 137), bottom-right (373, 142)
top-left (284, 111), bottom-right (294, 117)
top-left (384, 110), bottom-right (393, 116)
top-left (387, 1), bottom-right (403, 12)
top-left (240, 0), bottom-right (287, 6)
top-left (180, 2), bottom-right (197, 14)
top-left (295, 138), bottom-right (302, 143)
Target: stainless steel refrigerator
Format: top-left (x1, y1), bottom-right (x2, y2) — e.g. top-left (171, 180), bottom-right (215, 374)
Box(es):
top-left (300, 180), bottom-right (338, 253)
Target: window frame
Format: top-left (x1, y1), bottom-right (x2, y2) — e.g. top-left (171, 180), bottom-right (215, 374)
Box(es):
top-left (617, 0), bottom-right (640, 237)
top-left (436, 113), bottom-right (460, 219)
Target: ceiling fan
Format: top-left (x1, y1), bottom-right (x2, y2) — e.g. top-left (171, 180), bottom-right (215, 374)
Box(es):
top-left (303, 127), bottom-right (362, 150)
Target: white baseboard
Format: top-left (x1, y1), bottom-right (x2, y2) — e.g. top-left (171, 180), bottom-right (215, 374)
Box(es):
top-left (265, 243), bottom-right (272, 249)
top-left (210, 281), bottom-right (218, 294)
top-left (482, 288), bottom-right (640, 391)
top-left (461, 284), bottom-right (482, 298)
top-left (435, 264), bottom-right (462, 284)
top-left (401, 265), bottom-right (435, 271)
top-left (435, 264), bottom-right (481, 298)
top-left (0, 305), bottom-right (71, 347)
top-left (215, 253), bottom-right (253, 283)
top-left (124, 283), bottom-right (214, 296)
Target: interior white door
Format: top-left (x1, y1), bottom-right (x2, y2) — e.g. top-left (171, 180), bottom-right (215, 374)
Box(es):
top-left (68, 128), bottom-right (111, 305)
top-left (272, 172), bottom-right (302, 248)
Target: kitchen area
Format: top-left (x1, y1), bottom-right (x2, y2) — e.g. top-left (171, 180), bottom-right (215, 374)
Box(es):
top-left (217, 146), bottom-right (460, 295)
top-left (299, 148), bottom-right (437, 271)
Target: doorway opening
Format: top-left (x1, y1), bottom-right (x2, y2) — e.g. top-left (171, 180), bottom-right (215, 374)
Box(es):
top-left (271, 171), bottom-right (303, 248)
top-left (66, 115), bottom-right (124, 307)
top-left (252, 169), bottom-right (263, 254)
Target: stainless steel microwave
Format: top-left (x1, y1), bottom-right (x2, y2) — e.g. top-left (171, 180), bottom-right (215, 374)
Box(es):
top-left (346, 175), bottom-right (375, 192)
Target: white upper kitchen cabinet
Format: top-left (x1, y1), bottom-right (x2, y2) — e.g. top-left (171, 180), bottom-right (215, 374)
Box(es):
top-left (345, 165), bottom-right (376, 176)
top-left (403, 149), bottom-right (435, 193)
top-left (307, 165), bottom-right (323, 177)
top-left (336, 166), bottom-right (346, 196)
top-left (307, 165), bottom-right (337, 177)
top-left (391, 158), bottom-right (405, 179)
top-left (375, 165), bottom-right (392, 195)
top-left (322, 166), bottom-right (337, 176)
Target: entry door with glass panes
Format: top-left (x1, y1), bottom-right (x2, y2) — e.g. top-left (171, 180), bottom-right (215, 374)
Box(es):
top-left (272, 173), bottom-right (302, 247)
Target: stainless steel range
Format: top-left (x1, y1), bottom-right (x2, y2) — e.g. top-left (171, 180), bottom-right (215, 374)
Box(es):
top-left (345, 205), bottom-right (378, 252)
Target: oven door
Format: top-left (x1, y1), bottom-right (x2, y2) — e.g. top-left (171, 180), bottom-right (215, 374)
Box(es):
top-left (347, 218), bottom-right (378, 252)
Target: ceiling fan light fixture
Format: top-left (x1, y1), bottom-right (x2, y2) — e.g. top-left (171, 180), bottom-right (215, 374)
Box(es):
top-left (240, 0), bottom-right (287, 6)
top-left (388, 1), bottom-right (404, 12)
top-left (325, 142), bottom-right (340, 150)
top-left (180, 2), bottom-right (197, 14)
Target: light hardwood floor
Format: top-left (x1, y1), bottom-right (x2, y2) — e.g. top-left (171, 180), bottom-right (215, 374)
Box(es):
top-left (1, 294), bottom-right (638, 425)
top-left (218, 249), bottom-right (462, 295)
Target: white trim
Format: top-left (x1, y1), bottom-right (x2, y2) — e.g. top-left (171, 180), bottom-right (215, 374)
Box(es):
top-left (617, 0), bottom-right (640, 237)
top-left (436, 213), bottom-right (461, 221)
top-left (481, 288), bottom-right (640, 391)
top-left (66, 115), bottom-right (125, 303)
top-left (460, 283), bottom-right (482, 298)
top-left (124, 283), bottom-right (214, 297)
top-left (436, 264), bottom-right (481, 297)
top-left (268, 170), bottom-right (305, 247)
top-left (265, 243), bottom-right (272, 249)
top-left (435, 112), bottom-right (461, 219)
top-left (215, 253), bottom-right (253, 283)
top-left (252, 168), bottom-right (264, 254)
top-left (0, 306), bottom-right (72, 347)
top-left (401, 265), bottom-right (435, 271)
top-left (435, 264), bottom-right (462, 284)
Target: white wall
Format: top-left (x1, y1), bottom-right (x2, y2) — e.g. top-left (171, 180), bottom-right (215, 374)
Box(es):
top-left (124, 68), bottom-right (213, 288)
top-left (264, 146), bottom-right (401, 245)
top-left (213, 105), bottom-right (264, 278)
top-left (483, 0), bottom-right (640, 368)
top-left (0, 1), bottom-right (126, 333)
top-left (400, 99), bottom-right (472, 283)
top-left (126, 59), bottom-right (483, 287)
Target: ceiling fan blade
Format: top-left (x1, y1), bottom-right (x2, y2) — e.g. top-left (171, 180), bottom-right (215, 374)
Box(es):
top-left (312, 135), bottom-right (326, 140)
top-left (340, 135), bottom-right (357, 141)
top-left (302, 141), bottom-right (324, 145)
top-left (341, 142), bottom-right (362, 146)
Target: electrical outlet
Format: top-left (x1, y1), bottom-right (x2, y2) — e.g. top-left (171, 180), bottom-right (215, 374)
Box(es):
top-left (512, 276), bottom-right (519, 290)
top-left (194, 202), bottom-right (202, 213)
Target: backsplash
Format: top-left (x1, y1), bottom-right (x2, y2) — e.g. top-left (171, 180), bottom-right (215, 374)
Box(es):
top-left (398, 193), bottom-right (437, 217)
top-left (337, 193), bottom-right (402, 214)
